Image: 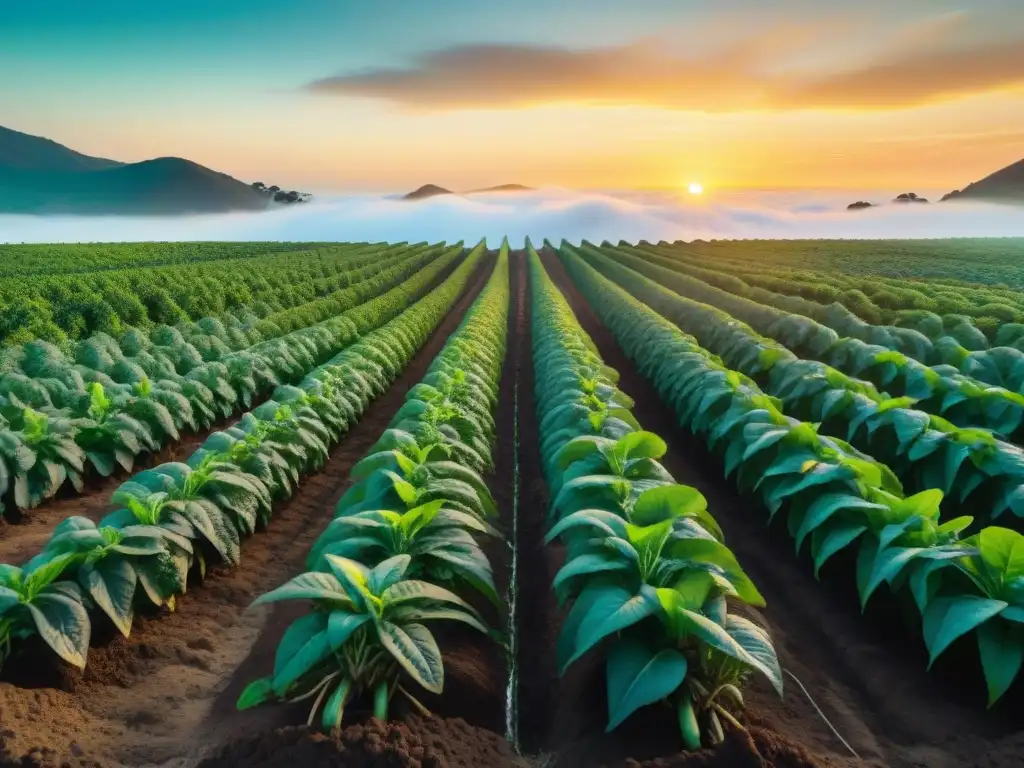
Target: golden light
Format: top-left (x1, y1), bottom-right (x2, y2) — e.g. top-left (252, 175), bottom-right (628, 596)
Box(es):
top-left (687, 182), bottom-right (704, 195)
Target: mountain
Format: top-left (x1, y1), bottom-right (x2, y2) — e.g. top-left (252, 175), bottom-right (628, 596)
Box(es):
top-left (403, 182), bottom-right (533, 200)
top-left (403, 184), bottom-right (453, 200)
top-left (0, 125), bottom-right (269, 214)
top-left (942, 158), bottom-right (1024, 203)
top-left (466, 183), bottom-right (534, 193)
top-left (0, 125), bottom-right (123, 173)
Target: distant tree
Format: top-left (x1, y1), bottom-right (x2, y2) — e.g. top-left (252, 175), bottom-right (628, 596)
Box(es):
top-left (268, 185), bottom-right (281, 193)
top-left (251, 181), bottom-right (266, 191)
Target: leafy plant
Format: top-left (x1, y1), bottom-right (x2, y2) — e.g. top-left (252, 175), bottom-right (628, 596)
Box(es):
top-left (237, 554), bottom-right (490, 728)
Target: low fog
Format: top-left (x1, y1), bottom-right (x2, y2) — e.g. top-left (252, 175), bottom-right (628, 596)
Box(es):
top-left (2, 188), bottom-right (1023, 246)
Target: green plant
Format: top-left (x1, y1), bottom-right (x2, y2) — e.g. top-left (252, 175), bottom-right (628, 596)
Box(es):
top-left (237, 554), bottom-right (490, 728)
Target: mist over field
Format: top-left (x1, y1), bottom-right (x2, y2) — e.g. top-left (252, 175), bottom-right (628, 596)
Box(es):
top-left (2, 188), bottom-right (1023, 246)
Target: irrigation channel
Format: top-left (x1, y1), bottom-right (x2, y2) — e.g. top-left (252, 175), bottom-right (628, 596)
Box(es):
top-left (1, 248), bottom-right (1022, 768)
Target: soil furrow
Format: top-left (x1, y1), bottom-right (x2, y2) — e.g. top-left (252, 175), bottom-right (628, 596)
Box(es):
top-left (537, 246), bottom-right (1024, 768)
top-left (0, 254), bottom-right (495, 768)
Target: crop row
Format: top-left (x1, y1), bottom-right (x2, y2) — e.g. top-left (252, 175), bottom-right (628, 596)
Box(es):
top-left (642, 240), bottom-right (1024, 332)
top-left (628, 242), bottom-right (1024, 383)
top-left (0, 244), bottom-right (488, 674)
top-left (604, 244), bottom-right (1024, 441)
top-left (1, 242), bottom-right (439, 403)
top-left (0, 241), bottom-right (319, 279)
top-left (0, 241), bottom-right (429, 345)
top-left (237, 243), bottom-right (511, 727)
top-left (556, 242), bottom-right (1024, 706)
top-left (656, 239), bottom-right (1024, 285)
top-left (527, 243), bottom-right (781, 748)
top-left (0, 244), bottom-right (463, 519)
top-left (573, 245), bottom-right (1024, 531)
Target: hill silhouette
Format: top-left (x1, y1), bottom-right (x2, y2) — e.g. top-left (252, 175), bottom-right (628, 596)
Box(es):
top-left (403, 184), bottom-right (453, 200)
top-left (0, 125), bottom-right (269, 214)
top-left (403, 182), bottom-right (534, 200)
top-left (942, 158), bottom-right (1024, 203)
top-left (0, 125), bottom-right (122, 173)
top-left (467, 183), bottom-right (534, 193)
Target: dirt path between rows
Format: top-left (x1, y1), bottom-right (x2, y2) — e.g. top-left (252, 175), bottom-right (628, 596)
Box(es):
top-left (538, 246), bottom-right (1024, 768)
top-left (0, 254), bottom-right (501, 768)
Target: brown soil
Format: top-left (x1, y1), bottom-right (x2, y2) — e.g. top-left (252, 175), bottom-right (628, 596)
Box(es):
top-left (197, 717), bottom-right (523, 768)
top-left (536, 246), bottom-right (1024, 768)
top-left (0, 254), bottom-right (500, 768)
top-left (197, 254), bottom-right (532, 768)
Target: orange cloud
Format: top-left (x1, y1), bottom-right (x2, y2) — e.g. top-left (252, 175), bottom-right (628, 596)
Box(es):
top-left (306, 16), bottom-right (1024, 113)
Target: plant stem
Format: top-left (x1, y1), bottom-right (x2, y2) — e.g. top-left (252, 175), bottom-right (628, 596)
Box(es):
top-left (398, 685), bottom-right (433, 717)
top-left (306, 676), bottom-right (335, 727)
top-left (712, 703), bottom-right (746, 733)
top-left (373, 679), bottom-right (390, 720)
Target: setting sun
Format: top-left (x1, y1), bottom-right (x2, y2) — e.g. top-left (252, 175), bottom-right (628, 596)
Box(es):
top-left (688, 182), bottom-right (704, 195)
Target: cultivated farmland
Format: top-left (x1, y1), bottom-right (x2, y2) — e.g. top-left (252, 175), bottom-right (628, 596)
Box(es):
top-left (1, 239), bottom-right (1024, 768)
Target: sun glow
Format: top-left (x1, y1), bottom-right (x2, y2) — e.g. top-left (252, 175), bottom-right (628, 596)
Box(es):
top-left (688, 182), bottom-right (704, 195)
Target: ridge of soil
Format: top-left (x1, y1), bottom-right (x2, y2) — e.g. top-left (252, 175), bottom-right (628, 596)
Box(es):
top-left (196, 717), bottom-right (521, 768)
top-left (0, 254), bottom-right (498, 768)
top-left (206, 252), bottom-right (536, 768)
top-left (537, 246), bottom-right (1024, 768)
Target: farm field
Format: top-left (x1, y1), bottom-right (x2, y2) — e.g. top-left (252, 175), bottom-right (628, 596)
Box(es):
top-left (2, 239), bottom-right (1024, 768)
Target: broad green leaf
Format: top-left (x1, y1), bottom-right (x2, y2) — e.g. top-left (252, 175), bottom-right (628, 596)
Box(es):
top-left (795, 494), bottom-right (884, 552)
top-left (977, 619), bottom-right (1024, 707)
top-left (553, 553), bottom-right (630, 599)
top-left (367, 555), bottom-right (412, 595)
top-left (327, 610), bottom-right (371, 651)
top-left (631, 485), bottom-right (717, 539)
top-left (727, 614), bottom-right (784, 695)
top-left (272, 619), bottom-right (332, 695)
top-left (392, 602), bottom-right (492, 633)
top-left (923, 596), bottom-right (1008, 668)
top-left (605, 639), bottom-right (688, 731)
top-left (811, 523), bottom-right (868, 577)
top-left (382, 579), bottom-right (477, 614)
top-left (0, 585), bottom-right (20, 613)
top-left (236, 677), bottom-right (274, 710)
top-left (81, 557), bottom-right (136, 637)
top-left (545, 509), bottom-right (628, 544)
top-left (617, 431), bottom-right (667, 461)
top-left (897, 489), bottom-right (945, 523)
top-left (252, 572), bottom-right (348, 607)
top-left (323, 555), bottom-right (376, 612)
top-left (667, 538), bottom-right (765, 607)
top-left (862, 546), bottom-right (924, 607)
top-left (273, 612), bottom-right (327, 678)
top-left (321, 678), bottom-right (351, 730)
top-left (625, 519), bottom-right (673, 569)
top-left (976, 527), bottom-right (1024, 584)
top-left (27, 591), bottom-right (91, 670)
top-left (566, 585), bottom-right (660, 669)
top-left (671, 606), bottom-right (756, 666)
top-left (376, 621), bottom-right (444, 693)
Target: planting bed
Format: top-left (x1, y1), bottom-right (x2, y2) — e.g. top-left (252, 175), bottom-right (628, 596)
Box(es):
top-left (2, 240), bottom-right (1024, 768)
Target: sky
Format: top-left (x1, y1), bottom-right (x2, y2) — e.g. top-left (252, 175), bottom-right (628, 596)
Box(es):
top-left (2, 0), bottom-right (1023, 193)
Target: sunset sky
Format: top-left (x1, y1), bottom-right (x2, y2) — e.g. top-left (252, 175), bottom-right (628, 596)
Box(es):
top-left (2, 0), bottom-right (1023, 192)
